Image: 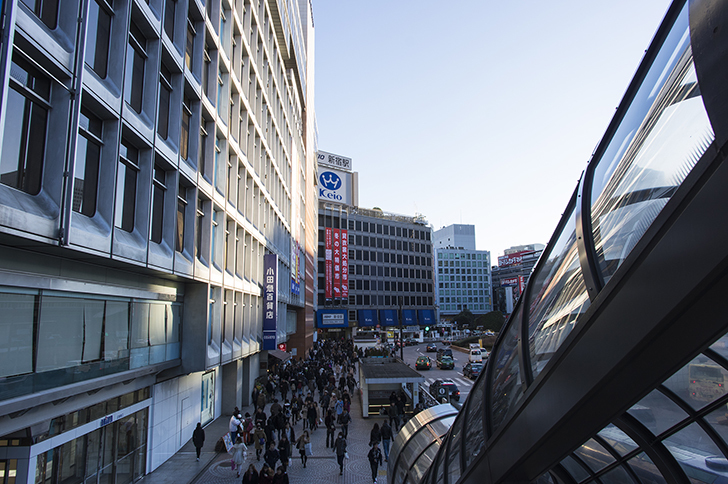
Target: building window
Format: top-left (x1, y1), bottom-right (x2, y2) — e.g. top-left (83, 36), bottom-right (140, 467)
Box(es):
top-left (195, 197), bottom-right (204, 261)
top-left (151, 164), bottom-right (166, 244)
top-left (180, 96), bottom-right (191, 160)
top-left (73, 107), bottom-right (103, 217)
top-left (176, 184), bottom-right (186, 252)
top-left (198, 124), bottom-right (207, 176)
top-left (20, 0), bottom-right (58, 29)
top-left (115, 140), bottom-right (138, 232)
top-left (164, 0), bottom-right (175, 40)
top-left (1, 55), bottom-right (52, 196)
top-left (124, 21), bottom-right (146, 114)
top-left (157, 64), bottom-right (172, 139)
top-left (202, 43), bottom-right (211, 97)
top-left (85, 0), bottom-right (112, 78)
top-left (185, 19), bottom-right (195, 71)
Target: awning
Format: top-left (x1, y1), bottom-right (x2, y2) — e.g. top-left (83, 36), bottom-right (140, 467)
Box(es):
top-left (402, 309), bottom-right (417, 325)
top-left (358, 309), bottom-right (379, 326)
top-left (268, 349), bottom-right (292, 362)
top-left (418, 309), bottom-right (435, 326)
top-left (379, 309), bottom-right (399, 327)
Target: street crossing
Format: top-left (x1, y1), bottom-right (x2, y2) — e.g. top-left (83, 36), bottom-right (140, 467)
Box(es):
top-left (423, 376), bottom-right (473, 388)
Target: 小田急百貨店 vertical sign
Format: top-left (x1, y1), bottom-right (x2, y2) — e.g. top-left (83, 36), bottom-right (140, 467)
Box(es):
top-left (263, 254), bottom-right (278, 350)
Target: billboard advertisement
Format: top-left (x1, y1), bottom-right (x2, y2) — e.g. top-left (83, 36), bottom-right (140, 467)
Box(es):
top-left (317, 150), bottom-right (353, 171)
top-left (263, 254), bottom-right (278, 350)
top-left (333, 229), bottom-right (341, 298)
top-left (318, 168), bottom-right (352, 205)
top-left (498, 250), bottom-right (534, 268)
top-left (341, 229), bottom-right (349, 299)
top-left (501, 277), bottom-right (519, 287)
top-left (317, 309), bottom-right (349, 328)
top-left (325, 228), bottom-right (332, 299)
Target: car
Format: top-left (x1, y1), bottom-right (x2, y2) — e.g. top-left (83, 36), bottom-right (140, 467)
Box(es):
top-left (436, 348), bottom-right (453, 362)
top-left (429, 379), bottom-right (460, 402)
top-left (463, 362), bottom-right (483, 380)
top-left (405, 338), bottom-right (418, 346)
top-left (436, 355), bottom-right (454, 370)
top-left (426, 344), bottom-right (438, 352)
top-left (415, 356), bottom-right (431, 370)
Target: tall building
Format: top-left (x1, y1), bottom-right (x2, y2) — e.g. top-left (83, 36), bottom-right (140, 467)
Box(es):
top-left (316, 152), bottom-right (436, 338)
top-left (0, 0), bottom-right (316, 482)
top-left (433, 224), bottom-right (492, 319)
top-left (491, 244), bottom-right (544, 315)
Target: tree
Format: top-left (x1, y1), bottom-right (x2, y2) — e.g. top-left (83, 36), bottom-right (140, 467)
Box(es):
top-left (453, 309), bottom-right (475, 329)
top-left (475, 311), bottom-right (505, 332)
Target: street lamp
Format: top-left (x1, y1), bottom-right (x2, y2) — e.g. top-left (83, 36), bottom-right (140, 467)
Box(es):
top-left (398, 296), bottom-right (404, 361)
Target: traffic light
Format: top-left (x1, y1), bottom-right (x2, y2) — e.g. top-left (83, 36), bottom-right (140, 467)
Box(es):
top-left (425, 326), bottom-right (430, 332)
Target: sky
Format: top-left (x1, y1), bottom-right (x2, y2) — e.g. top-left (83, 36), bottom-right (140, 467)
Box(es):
top-left (312, 1), bottom-right (672, 258)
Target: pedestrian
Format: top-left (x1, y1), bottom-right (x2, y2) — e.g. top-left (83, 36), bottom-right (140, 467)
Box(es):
top-left (243, 464), bottom-right (259, 484)
top-left (230, 413), bottom-right (242, 442)
top-left (272, 466), bottom-right (289, 484)
top-left (259, 463), bottom-right (274, 484)
top-left (306, 402), bottom-right (317, 431)
top-left (380, 420), bottom-right (392, 461)
top-left (191, 422), bottom-right (205, 461)
top-left (243, 413), bottom-right (254, 445)
top-left (264, 441), bottom-right (280, 470)
top-left (278, 434), bottom-right (291, 471)
top-left (339, 408), bottom-right (351, 438)
top-left (369, 422), bottom-right (381, 447)
top-left (230, 436), bottom-right (248, 478)
top-left (388, 402), bottom-right (399, 432)
top-left (295, 430), bottom-right (310, 468)
top-left (368, 441), bottom-right (383, 483)
top-left (257, 390), bottom-right (267, 410)
top-left (254, 424), bottom-right (267, 460)
top-left (325, 409), bottom-right (336, 448)
top-left (333, 431), bottom-right (347, 476)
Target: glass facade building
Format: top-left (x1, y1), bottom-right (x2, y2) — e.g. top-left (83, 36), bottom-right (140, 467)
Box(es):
top-left (391, 1), bottom-right (728, 483)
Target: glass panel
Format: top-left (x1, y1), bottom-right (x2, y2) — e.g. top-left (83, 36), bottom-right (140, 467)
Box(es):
top-left (464, 369), bottom-right (487, 468)
top-left (447, 412), bottom-right (464, 484)
top-left (148, 304), bottom-right (166, 346)
top-left (663, 422), bottom-right (725, 484)
top-left (560, 455), bottom-right (591, 483)
top-left (527, 209), bottom-right (590, 378)
top-left (601, 465), bottom-right (636, 484)
top-left (574, 438), bottom-right (615, 473)
top-left (627, 389), bottom-right (688, 436)
top-left (434, 440), bottom-right (446, 484)
top-left (37, 296), bottom-right (84, 371)
top-left (598, 424), bottom-right (638, 457)
top-left (131, 302), bottom-right (149, 349)
top-left (664, 355), bottom-right (728, 411)
top-left (533, 472), bottom-right (554, 484)
top-left (709, 333), bottom-right (728, 362)
top-left (491, 305), bottom-right (524, 431)
top-left (411, 443), bottom-right (440, 484)
top-left (0, 292), bottom-right (34, 377)
top-left (704, 405), bottom-right (728, 450)
top-left (82, 300), bottom-right (105, 362)
top-left (104, 301), bottom-right (129, 360)
top-left (401, 428), bottom-right (437, 468)
top-left (627, 452), bottom-right (666, 484)
top-left (590, 3), bottom-right (714, 284)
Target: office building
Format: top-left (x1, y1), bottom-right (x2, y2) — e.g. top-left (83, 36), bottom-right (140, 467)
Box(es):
top-left (491, 244), bottom-right (544, 315)
top-left (433, 224), bottom-right (492, 318)
top-left (0, 0), bottom-right (316, 482)
top-left (316, 152), bottom-right (436, 338)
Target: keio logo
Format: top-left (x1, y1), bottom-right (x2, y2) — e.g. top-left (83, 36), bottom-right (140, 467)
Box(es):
top-left (320, 171), bottom-right (341, 191)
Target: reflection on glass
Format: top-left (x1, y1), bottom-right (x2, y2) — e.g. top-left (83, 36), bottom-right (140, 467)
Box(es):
top-left (663, 354), bottom-right (728, 411)
top-left (710, 334), bottom-right (728, 363)
top-left (627, 389), bottom-right (687, 437)
top-left (663, 422), bottom-right (724, 483)
top-left (491, 306), bottom-right (524, 431)
top-left (434, 442), bottom-right (446, 484)
top-left (527, 209), bottom-right (590, 378)
top-left (574, 438), bottom-right (615, 473)
top-left (560, 455), bottom-right (591, 483)
top-left (600, 464), bottom-right (635, 484)
top-left (627, 452), bottom-right (666, 484)
top-left (704, 406), bottom-right (728, 454)
top-left (590, 2), bottom-right (714, 285)
top-left (533, 472), bottom-right (555, 484)
top-left (598, 424), bottom-right (638, 457)
top-left (447, 414), bottom-right (464, 484)
top-left (464, 373), bottom-right (487, 468)
top-left (410, 443), bottom-right (440, 484)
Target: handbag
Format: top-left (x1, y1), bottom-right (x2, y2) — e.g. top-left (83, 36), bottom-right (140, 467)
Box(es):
top-left (345, 451), bottom-right (349, 459)
top-left (305, 442), bottom-right (313, 456)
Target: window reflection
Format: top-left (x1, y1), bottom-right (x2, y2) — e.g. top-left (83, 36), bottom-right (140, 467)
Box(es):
top-left (598, 424), bottom-right (638, 457)
top-left (628, 389), bottom-right (688, 437)
top-left (663, 354), bottom-right (728, 411)
top-left (574, 438), bottom-right (615, 473)
top-left (627, 452), bottom-right (666, 484)
top-left (464, 373), bottom-right (487, 468)
top-left (491, 306), bottom-right (524, 431)
top-left (447, 414), bottom-right (464, 484)
top-left (600, 465), bottom-right (636, 484)
top-left (560, 455), bottom-right (591, 483)
top-left (663, 422), bottom-right (724, 483)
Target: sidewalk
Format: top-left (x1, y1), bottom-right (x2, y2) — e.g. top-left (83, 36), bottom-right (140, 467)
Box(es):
top-left (142, 392), bottom-right (391, 484)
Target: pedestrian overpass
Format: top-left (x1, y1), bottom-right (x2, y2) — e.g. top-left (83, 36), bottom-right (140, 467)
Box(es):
top-left (390, 1), bottom-right (728, 483)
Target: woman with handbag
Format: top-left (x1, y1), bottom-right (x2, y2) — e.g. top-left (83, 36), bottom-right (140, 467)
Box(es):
top-left (295, 430), bottom-right (310, 468)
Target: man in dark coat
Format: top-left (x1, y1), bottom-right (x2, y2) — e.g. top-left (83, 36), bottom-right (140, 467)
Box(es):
top-left (192, 422), bottom-right (205, 461)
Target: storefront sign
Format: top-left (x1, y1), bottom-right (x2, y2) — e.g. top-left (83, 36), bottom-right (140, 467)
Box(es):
top-left (263, 254), bottom-right (278, 349)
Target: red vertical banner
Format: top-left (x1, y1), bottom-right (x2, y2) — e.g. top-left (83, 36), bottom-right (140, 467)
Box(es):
top-left (332, 229), bottom-right (341, 298)
top-left (341, 229), bottom-right (349, 299)
top-left (325, 228), bottom-right (332, 299)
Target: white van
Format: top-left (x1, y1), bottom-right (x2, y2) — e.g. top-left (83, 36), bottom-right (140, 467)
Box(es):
top-left (469, 348), bottom-right (482, 363)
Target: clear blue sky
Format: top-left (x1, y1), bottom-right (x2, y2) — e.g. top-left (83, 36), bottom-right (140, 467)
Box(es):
top-left (313, 1), bottom-right (671, 258)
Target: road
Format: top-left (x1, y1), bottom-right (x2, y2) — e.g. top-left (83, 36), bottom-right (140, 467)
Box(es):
top-left (396, 342), bottom-right (478, 403)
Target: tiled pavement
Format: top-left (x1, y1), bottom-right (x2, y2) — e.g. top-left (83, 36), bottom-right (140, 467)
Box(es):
top-left (143, 389), bottom-right (393, 484)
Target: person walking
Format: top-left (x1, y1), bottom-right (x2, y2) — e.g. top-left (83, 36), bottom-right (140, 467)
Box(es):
top-left (306, 402), bottom-right (317, 431)
top-left (192, 422), bottom-right (205, 461)
top-left (229, 413), bottom-right (242, 443)
top-left (380, 420), bottom-right (392, 462)
top-left (295, 430), bottom-right (310, 468)
top-left (230, 437), bottom-right (247, 478)
top-left (278, 434), bottom-right (291, 472)
top-left (325, 409), bottom-right (336, 448)
top-left (369, 422), bottom-right (381, 447)
top-left (242, 464), bottom-right (259, 484)
top-left (339, 408), bottom-right (351, 438)
top-left (272, 466), bottom-right (289, 484)
top-left (264, 441), bottom-right (280, 470)
top-left (259, 464), bottom-right (274, 484)
top-left (368, 441), bottom-right (383, 483)
top-left (254, 424), bottom-right (267, 461)
top-left (333, 431), bottom-right (347, 476)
